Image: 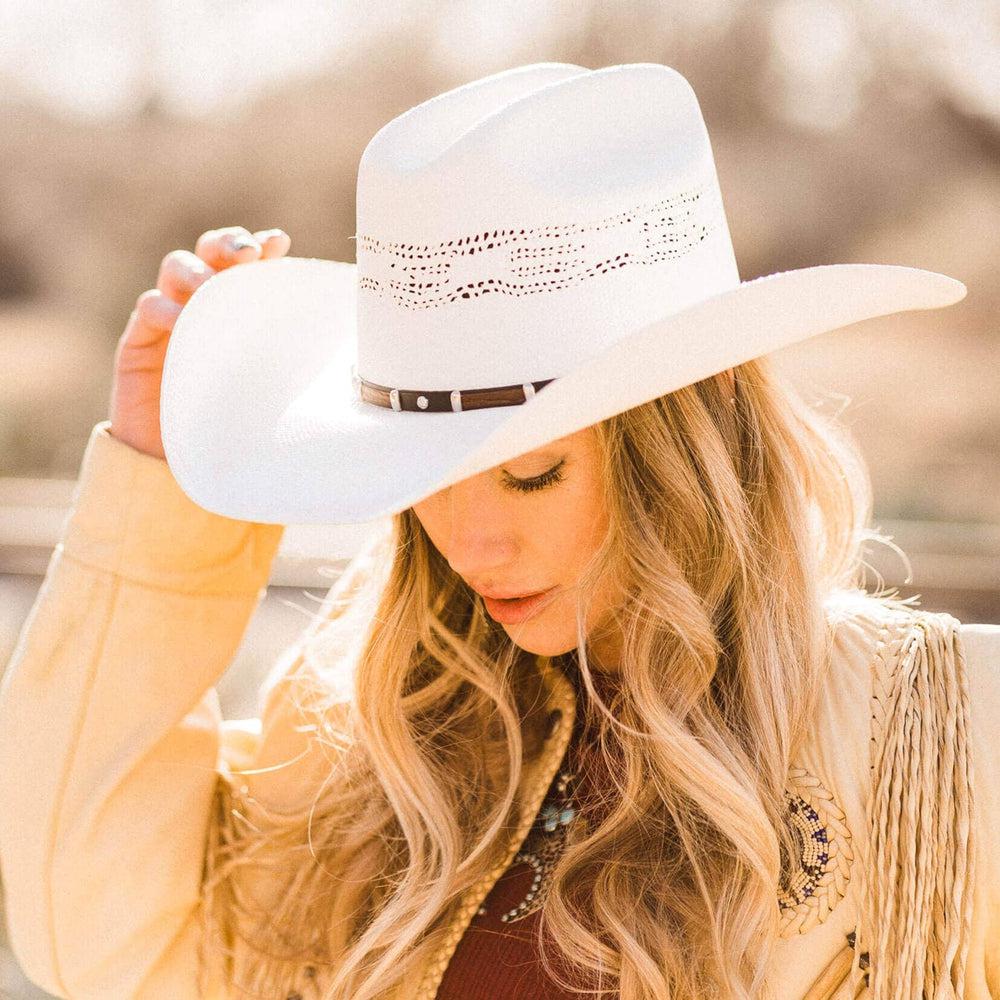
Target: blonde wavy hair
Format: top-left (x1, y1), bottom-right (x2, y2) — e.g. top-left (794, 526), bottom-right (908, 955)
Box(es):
top-left (200, 353), bottom-right (899, 999)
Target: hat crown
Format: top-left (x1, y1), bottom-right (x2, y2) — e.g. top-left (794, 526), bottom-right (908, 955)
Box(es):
top-left (354, 63), bottom-right (741, 392)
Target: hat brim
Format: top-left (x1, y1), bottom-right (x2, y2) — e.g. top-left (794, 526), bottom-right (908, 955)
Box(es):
top-left (160, 256), bottom-right (964, 525)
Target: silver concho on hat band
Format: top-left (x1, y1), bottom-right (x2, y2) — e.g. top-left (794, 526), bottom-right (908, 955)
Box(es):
top-left (352, 365), bottom-right (554, 413)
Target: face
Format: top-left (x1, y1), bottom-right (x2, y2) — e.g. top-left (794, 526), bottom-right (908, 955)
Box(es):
top-left (412, 425), bottom-right (625, 671)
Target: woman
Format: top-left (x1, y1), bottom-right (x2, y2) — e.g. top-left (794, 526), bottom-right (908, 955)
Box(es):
top-left (0, 63), bottom-right (997, 1000)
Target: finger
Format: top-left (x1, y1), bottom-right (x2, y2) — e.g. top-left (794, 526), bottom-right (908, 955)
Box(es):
top-left (195, 226), bottom-right (262, 269)
top-left (128, 289), bottom-right (183, 346)
top-left (253, 228), bottom-right (291, 259)
top-left (194, 226), bottom-right (262, 271)
top-left (156, 249), bottom-right (216, 306)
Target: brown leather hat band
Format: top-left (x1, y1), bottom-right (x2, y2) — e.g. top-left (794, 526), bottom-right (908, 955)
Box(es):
top-left (355, 373), bottom-right (556, 412)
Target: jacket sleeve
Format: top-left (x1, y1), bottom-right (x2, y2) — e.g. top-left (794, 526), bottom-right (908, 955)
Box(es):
top-left (0, 419), bottom-right (288, 999)
top-left (961, 620), bottom-right (1000, 998)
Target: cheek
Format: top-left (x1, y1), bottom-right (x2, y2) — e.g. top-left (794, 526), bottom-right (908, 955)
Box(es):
top-left (542, 491), bottom-right (608, 573)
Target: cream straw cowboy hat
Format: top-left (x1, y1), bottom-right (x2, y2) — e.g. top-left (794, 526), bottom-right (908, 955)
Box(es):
top-left (159, 61), bottom-right (966, 526)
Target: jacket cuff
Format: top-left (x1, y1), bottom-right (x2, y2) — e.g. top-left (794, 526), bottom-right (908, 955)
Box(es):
top-left (59, 420), bottom-right (285, 595)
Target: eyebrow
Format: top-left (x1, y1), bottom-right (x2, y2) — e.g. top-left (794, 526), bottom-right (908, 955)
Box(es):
top-left (507, 450), bottom-right (561, 464)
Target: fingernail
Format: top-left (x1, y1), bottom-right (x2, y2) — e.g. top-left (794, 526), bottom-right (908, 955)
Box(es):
top-left (255, 228), bottom-right (285, 241)
top-left (231, 236), bottom-right (258, 251)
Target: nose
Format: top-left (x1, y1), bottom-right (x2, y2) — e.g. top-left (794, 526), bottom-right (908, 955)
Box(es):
top-left (436, 476), bottom-right (518, 578)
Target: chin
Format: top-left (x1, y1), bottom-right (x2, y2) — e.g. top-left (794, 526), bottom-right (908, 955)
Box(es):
top-left (505, 624), bottom-right (578, 659)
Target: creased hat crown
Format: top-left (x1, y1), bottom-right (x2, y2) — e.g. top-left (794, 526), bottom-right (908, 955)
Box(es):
top-left (354, 63), bottom-right (741, 393)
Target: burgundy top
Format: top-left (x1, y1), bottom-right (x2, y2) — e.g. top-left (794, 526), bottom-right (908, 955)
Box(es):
top-left (437, 665), bottom-right (621, 999)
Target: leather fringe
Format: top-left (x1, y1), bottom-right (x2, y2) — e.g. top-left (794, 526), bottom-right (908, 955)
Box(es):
top-left (852, 609), bottom-right (977, 998)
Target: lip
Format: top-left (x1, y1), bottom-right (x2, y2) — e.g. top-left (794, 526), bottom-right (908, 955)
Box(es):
top-left (481, 586), bottom-right (557, 625)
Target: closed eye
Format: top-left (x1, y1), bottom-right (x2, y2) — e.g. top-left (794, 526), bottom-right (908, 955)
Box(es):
top-left (501, 458), bottom-right (566, 494)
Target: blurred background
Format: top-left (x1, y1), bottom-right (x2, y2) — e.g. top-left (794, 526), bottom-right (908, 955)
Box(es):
top-left (1, 1), bottom-right (998, 995)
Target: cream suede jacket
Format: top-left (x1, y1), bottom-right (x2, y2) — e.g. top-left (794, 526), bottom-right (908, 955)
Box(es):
top-left (0, 420), bottom-right (997, 1000)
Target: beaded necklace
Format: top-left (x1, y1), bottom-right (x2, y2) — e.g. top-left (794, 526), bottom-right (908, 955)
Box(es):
top-left (473, 663), bottom-right (615, 924)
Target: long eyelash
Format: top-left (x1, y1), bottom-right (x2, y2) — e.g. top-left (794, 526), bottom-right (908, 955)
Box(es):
top-left (503, 459), bottom-right (566, 493)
